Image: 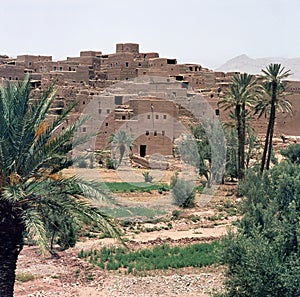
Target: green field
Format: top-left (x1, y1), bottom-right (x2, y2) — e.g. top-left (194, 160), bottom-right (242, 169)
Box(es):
top-left (102, 206), bottom-right (167, 219)
top-left (78, 241), bottom-right (221, 274)
top-left (104, 182), bottom-right (170, 193)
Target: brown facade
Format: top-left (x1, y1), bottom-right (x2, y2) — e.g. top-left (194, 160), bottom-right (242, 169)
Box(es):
top-left (1, 42), bottom-right (300, 140)
top-left (94, 97), bottom-right (180, 157)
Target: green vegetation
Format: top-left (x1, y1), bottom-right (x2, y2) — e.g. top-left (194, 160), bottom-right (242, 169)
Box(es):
top-left (256, 64), bottom-right (292, 173)
top-left (171, 173), bottom-right (195, 207)
top-left (280, 143), bottom-right (300, 164)
top-left (104, 182), bottom-right (169, 193)
top-left (0, 77), bottom-right (120, 296)
top-left (108, 130), bottom-right (134, 168)
top-left (142, 171), bottom-right (154, 183)
top-left (78, 241), bottom-right (221, 274)
top-left (102, 206), bottom-right (166, 220)
top-left (219, 73), bottom-right (261, 179)
top-left (219, 161), bottom-right (300, 297)
top-left (15, 273), bottom-right (35, 283)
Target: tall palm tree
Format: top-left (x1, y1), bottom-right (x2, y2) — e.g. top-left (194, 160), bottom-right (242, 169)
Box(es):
top-left (219, 73), bottom-right (261, 179)
top-left (108, 130), bottom-right (134, 168)
top-left (0, 77), bottom-right (121, 296)
top-left (257, 64), bottom-right (292, 174)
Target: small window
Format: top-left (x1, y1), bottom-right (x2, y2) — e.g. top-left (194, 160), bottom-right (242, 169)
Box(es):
top-left (215, 109), bottom-right (220, 116)
top-left (116, 62), bottom-right (118, 68)
top-left (107, 109), bottom-right (110, 114)
top-left (155, 115), bottom-right (159, 119)
top-left (162, 130), bottom-right (165, 136)
top-left (125, 62), bottom-right (129, 68)
top-left (115, 96), bottom-right (123, 105)
top-left (146, 130), bottom-right (149, 136)
top-left (105, 123), bottom-right (108, 126)
top-left (82, 127), bottom-right (87, 132)
top-left (98, 109), bottom-right (102, 114)
top-left (122, 115), bottom-right (126, 120)
top-left (82, 101), bottom-right (85, 105)
top-left (163, 115), bottom-right (167, 119)
top-left (147, 115), bottom-right (151, 119)
top-left (53, 66), bottom-right (57, 71)
top-left (110, 63), bottom-right (112, 68)
top-left (59, 67), bottom-right (63, 71)
top-left (154, 131), bottom-right (157, 136)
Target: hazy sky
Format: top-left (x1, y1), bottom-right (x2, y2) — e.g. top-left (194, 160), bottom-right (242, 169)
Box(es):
top-left (0, 0), bottom-right (299, 69)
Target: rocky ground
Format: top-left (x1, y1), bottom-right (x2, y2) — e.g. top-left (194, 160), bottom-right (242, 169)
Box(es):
top-left (14, 169), bottom-right (238, 297)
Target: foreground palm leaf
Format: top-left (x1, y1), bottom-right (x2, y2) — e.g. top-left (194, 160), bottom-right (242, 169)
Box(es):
top-left (0, 77), bottom-right (121, 296)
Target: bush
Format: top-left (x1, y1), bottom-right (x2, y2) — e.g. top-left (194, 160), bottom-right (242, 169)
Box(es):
top-left (280, 143), bottom-right (300, 164)
top-left (105, 157), bottom-right (117, 169)
top-left (77, 159), bottom-right (88, 168)
top-left (171, 174), bottom-right (195, 208)
top-left (219, 162), bottom-right (300, 297)
top-left (142, 171), bottom-right (153, 183)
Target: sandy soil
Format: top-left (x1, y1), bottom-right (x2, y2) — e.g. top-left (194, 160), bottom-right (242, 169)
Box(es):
top-left (14, 168), bottom-right (237, 297)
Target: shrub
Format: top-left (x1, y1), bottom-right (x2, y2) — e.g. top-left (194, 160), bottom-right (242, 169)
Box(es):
top-left (142, 171), bottom-right (153, 183)
top-left (105, 157), bottom-right (117, 169)
top-left (171, 174), bottom-right (195, 208)
top-left (77, 159), bottom-right (88, 168)
top-left (15, 273), bottom-right (34, 282)
top-left (280, 143), bottom-right (300, 164)
top-left (219, 162), bottom-right (300, 297)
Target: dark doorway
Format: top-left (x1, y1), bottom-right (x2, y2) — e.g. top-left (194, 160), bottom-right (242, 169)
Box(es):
top-left (140, 145), bottom-right (146, 157)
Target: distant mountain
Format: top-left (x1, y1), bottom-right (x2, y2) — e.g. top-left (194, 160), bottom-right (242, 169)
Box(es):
top-left (216, 54), bottom-right (300, 81)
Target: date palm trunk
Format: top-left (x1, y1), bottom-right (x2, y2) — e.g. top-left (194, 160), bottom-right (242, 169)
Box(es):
top-left (0, 204), bottom-right (24, 297)
top-left (236, 105), bottom-right (244, 179)
top-left (266, 82), bottom-right (277, 170)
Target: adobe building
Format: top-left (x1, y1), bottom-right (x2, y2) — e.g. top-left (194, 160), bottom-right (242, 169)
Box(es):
top-left (94, 96), bottom-right (180, 157)
top-left (1, 42), bottom-right (300, 143)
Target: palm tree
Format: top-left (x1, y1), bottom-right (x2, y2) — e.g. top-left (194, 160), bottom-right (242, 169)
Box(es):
top-left (0, 77), bottom-right (121, 296)
top-left (219, 73), bottom-right (261, 179)
top-left (108, 130), bottom-right (134, 168)
top-left (256, 64), bottom-right (292, 174)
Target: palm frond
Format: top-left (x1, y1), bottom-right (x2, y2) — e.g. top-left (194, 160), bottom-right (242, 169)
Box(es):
top-left (22, 208), bottom-right (49, 252)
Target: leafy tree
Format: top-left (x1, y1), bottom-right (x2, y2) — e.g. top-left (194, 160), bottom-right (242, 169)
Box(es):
top-left (224, 129), bottom-right (238, 181)
top-left (219, 162), bottom-right (300, 297)
top-left (189, 122), bottom-right (226, 187)
top-left (219, 73), bottom-right (261, 179)
top-left (108, 130), bottom-right (134, 168)
top-left (256, 64), bottom-right (292, 174)
top-left (280, 143), bottom-right (300, 164)
top-left (0, 77), bottom-right (121, 296)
